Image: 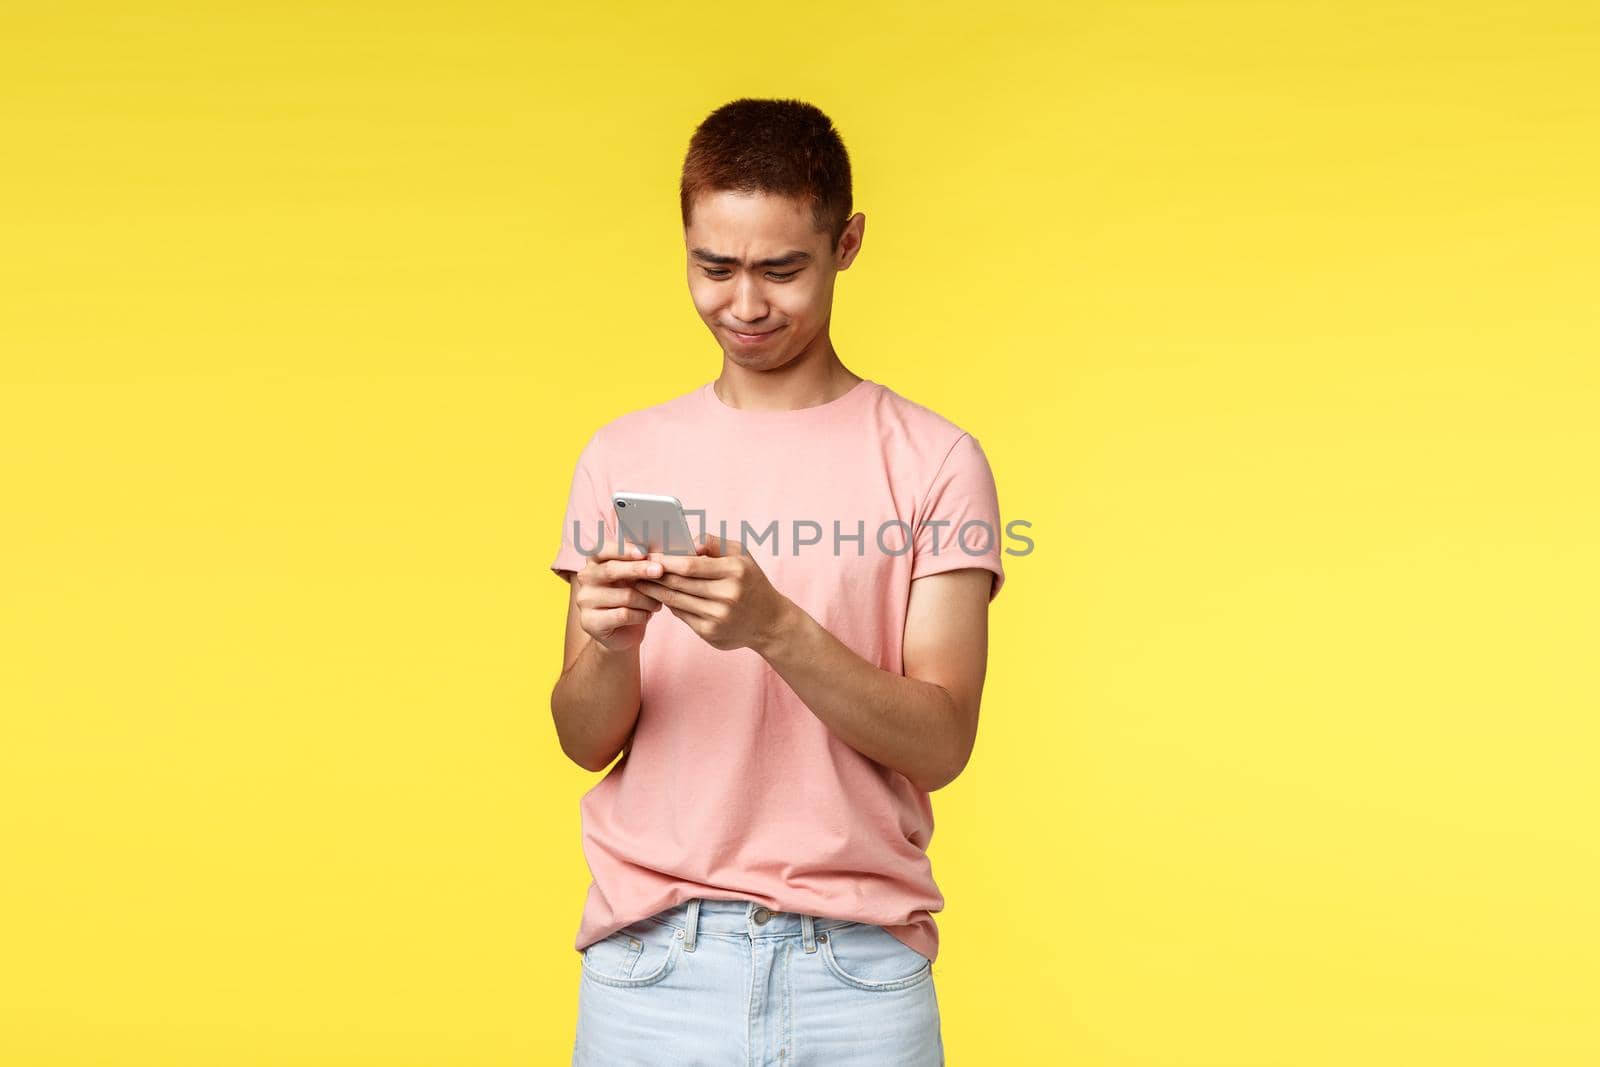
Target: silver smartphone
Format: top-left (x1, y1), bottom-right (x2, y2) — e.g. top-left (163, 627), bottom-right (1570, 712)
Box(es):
top-left (612, 491), bottom-right (698, 555)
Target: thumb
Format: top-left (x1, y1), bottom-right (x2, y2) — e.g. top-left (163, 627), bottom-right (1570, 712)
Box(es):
top-left (697, 531), bottom-right (744, 557)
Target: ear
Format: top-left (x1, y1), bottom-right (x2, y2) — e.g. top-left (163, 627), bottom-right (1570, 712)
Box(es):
top-left (835, 212), bottom-right (866, 270)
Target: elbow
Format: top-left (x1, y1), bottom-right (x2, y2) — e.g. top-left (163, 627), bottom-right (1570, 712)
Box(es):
top-left (575, 736), bottom-right (631, 773)
top-left (913, 740), bottom-right (969, 793)
top-left (550, 680), bottom-right (603, 773)
top-left (550, 685), bottom-right (630, 773)
top-left (556, 733), bottom-right (615, 774)
top-left (920, 693), bottom-right (978, 793)
top-left (557, 729), bottom-right (607, 773)
top-left (918, 753), bottom-right (968, 794)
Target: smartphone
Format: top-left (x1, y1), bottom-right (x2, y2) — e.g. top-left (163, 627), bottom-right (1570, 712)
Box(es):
top-left (612, 491), bottom-right (698, 555)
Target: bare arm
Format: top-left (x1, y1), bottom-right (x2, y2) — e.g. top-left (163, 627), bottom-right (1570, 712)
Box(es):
top-left (549, 546), bottom-right (664, 772)
top-left (635, 535), bottom-right (995, 792)
top-left (756, 567), bottom-right (992, 792)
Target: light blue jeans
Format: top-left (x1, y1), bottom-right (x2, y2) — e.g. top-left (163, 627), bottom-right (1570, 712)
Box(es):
top-left (572, 897), bottom-right (944, 1065)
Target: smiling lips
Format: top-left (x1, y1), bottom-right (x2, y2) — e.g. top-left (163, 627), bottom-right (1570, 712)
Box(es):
top-left (728, 325), bottom-right (783, 344)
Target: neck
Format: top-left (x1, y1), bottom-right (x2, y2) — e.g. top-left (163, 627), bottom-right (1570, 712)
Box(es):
top-left (714, 339), bottom-right (862, 413)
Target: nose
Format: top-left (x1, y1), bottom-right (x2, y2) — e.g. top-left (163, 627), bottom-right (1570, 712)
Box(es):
top-left (729, 274), bottom-right (768, 325)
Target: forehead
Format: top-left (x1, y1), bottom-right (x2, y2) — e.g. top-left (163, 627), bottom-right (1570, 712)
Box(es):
top-left (685, 189), bottom-right (822, 249)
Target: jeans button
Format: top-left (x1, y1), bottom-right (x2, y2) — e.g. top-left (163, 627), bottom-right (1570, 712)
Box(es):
top-left (753, 907), bottom-right (771, 924)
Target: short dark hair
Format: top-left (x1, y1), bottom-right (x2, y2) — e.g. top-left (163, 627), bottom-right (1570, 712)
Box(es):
top-left (680, 98), bottom-right (853, 251)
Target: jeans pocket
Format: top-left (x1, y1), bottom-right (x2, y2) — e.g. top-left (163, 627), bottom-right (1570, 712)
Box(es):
top-left (580, 917), bottom-right (683, 988)
top-left (818, 922), bottom-right (933, 992)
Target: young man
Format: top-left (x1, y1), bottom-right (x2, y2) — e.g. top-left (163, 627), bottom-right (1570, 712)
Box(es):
top-left (549, 98), bottom-right (1004, 1066)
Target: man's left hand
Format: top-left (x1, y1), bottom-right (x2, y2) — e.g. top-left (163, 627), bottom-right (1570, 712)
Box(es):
top-left (635, 532), bottom-right (794, 653)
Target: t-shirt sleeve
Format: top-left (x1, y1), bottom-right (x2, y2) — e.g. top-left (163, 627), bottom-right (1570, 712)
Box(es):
top-left (910, 432), bottom-right (1006, 602)
top-left (549, 430), bottom-right (615, 581)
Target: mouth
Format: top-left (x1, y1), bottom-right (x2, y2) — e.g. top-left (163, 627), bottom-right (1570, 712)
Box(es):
top-left (726, 325), bottom-right (784, 345)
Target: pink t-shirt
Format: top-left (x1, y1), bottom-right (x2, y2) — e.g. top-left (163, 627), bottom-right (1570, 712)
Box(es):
top-left (549, 377), bottom-right (1005, 964)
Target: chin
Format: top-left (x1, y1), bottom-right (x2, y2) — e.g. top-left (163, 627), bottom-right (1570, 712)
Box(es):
top-left (725, 347), bottom-right (780, 367)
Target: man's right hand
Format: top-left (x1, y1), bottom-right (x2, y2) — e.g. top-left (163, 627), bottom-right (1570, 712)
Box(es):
top-left (575, 542), bottom-right (665, 653)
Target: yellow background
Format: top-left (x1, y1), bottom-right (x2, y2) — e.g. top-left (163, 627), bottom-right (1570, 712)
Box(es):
top-left (3, 2), bottom-right (1597, 1063)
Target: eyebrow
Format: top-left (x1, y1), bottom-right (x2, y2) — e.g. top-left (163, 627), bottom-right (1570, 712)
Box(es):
top-left (690, 247), bottom-right (813, 269)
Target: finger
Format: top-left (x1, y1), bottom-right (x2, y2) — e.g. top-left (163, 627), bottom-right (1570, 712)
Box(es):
top-left (585, 585), bottom-right (664, 612)
top-left (666, 604), bottom-right (701, 630)
top-left (704, 531), bottom-right (751, 558)
top-left (666, 603), bottom-right (713, 633)
top-left (636, 579), bottom-right (719, 618)
top-left (588, 539), bottom-right (645, 564)
top-left (640, 571), bottom-right (729, 601)
top-left (597, 557), bottom-right (664, 584)
top-left (650, 550), bottom-right (721, 578)
top-left (597, 606), bottom-right (652, 630)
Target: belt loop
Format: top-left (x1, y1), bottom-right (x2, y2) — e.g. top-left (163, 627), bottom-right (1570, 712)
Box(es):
top-left (684, 899), bottom-right (700, 953)
top-left (801, 914), bottom-right (817, 954)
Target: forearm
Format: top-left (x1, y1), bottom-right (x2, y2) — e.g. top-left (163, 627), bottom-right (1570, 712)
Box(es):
top-left (756, 597), bottom-right (961, 792)
top-left (550, 639), bottom-right (642, 772)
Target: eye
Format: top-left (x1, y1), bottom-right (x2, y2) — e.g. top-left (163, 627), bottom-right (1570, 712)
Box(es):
top-left (699, 268), bottom-right (801, 282)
